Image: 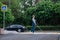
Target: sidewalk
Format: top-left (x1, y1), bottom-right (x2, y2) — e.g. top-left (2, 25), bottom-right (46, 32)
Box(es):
top-left (4, 30), bottom-right (60, 34)
top-left (19, 31), bottom-right (60, 34)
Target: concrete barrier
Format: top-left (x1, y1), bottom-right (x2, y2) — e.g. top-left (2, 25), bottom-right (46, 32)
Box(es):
top-left (0, 28), bottom-right (4, 34)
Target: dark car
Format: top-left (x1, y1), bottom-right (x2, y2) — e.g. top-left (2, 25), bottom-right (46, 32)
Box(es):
top-left (5, 25), bottom-right (26, 32)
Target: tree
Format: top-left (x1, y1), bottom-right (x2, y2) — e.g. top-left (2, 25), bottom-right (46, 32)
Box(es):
top-left (26, 0), bottom-right (60, 25)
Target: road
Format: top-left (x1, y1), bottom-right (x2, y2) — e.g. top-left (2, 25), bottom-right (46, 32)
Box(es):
top-left (0, 30), bottom-right (60, 40)
top-left (0, 34), bottom-right (60, 40)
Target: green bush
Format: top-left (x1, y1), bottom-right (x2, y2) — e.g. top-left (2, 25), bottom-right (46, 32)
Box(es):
top-left (26, 26), bottom-right (60, 31)
top-left (1, 0), bottom-right (60, 26)
top-left (26, 0), bottom-right (60, 25)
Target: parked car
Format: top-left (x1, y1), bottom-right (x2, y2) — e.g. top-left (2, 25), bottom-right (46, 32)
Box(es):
top-left (5, 25), bottom-right (26, 32)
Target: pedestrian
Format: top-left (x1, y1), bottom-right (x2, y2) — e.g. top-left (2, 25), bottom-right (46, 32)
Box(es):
top-left (31, 14), bottom-right (36, 33)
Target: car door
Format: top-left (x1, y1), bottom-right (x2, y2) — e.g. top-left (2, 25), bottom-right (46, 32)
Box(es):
top-left (9, 25), bottom-right (17, 31)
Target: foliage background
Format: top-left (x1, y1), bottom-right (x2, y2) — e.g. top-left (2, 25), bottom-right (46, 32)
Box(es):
top-left (0, 0), bottom-right (60, 28)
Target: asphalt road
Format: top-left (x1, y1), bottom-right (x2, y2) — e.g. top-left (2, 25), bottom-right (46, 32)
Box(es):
top-left (0, 34), bottom-right (60, 40)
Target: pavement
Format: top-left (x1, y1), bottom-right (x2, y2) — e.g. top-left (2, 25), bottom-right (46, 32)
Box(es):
top-left (0, 34), bottom-right (60, 40)
top-left (0, 30), bottom-right (60, 40)
top-left (19, 31), bottom-right (60, 34)
top-left (4, 30), bottom-right (60, 34)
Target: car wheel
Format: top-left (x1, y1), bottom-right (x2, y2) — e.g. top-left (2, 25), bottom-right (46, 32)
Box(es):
top-left (17, 29), bottom-right (21, 32)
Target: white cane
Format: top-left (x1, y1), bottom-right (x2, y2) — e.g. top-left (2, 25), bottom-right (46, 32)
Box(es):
top-left (36, 25), bottom-right (42, 31)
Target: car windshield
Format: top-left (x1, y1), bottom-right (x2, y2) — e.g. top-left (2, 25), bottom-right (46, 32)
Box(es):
top-left (10, 25), bottom-right (15, 28)
top-left (9, 25), bottom-right (24, 28)
top-left (17, 25), bottom-right (24, 28)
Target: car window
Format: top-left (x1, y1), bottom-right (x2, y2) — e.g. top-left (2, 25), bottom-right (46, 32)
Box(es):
top-left (17, 25), bottom-right (23, 28)
top-left (10, 25), bottom-right (17, 28)
top-left (9, 25), bottom-right (23, 28)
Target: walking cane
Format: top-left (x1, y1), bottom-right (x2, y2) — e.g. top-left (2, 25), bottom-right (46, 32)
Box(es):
top-left (36, 25), bottom-right (42, 31)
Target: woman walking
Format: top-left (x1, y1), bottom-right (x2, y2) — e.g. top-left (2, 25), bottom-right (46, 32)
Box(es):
top-left (31, 14), bottom-right (36, 33)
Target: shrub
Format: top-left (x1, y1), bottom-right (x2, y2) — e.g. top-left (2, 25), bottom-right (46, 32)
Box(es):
top-left (26, 0), bottom-right (60, 25)
top-left (26, 26), bottom-right (60, 31)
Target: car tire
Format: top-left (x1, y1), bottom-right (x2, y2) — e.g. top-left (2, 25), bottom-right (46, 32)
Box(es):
top-left (17, 29), bottom-right (21, 32)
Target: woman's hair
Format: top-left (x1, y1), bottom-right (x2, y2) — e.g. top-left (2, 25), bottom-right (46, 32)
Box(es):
top-left (31, 13), bottom-right (36, 18)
